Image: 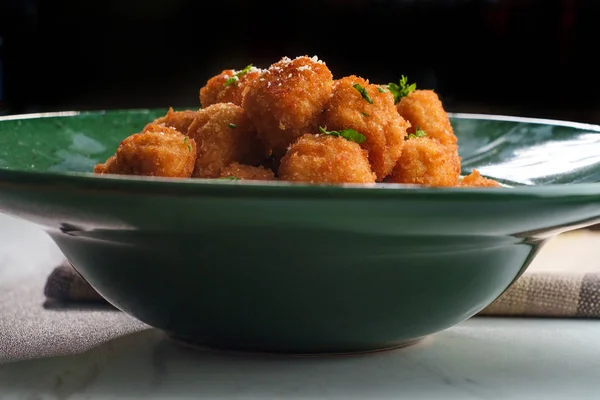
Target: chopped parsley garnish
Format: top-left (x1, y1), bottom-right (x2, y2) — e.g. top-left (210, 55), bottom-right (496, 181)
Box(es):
top-left (361, 112), bottom-right (370, 117)
top-left (352, 83), bottom-right (373, 104)
top-left (224, 64), bottom-right (253, 87)
top-left (318, 126), bottom-right (366, 144)
top-left (387, 75), bottom-right (416, 104)
top-left (407, 127), bottom-right (427, 139)
top-left (228, 123), bottom-right (237, 128)
top-left (377, 86), bottom-right (388, 93)
top-left (184, 136), bottom-right (192, 152)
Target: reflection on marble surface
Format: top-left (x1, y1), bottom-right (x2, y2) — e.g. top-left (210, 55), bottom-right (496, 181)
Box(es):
top-left (3, 319), bottom-right (600, 399)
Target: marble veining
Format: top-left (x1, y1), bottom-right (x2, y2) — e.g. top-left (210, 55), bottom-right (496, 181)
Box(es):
top-left (2, 319), bottom-right (600, 399)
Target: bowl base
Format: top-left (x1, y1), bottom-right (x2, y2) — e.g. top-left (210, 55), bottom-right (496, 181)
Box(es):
top-left (165, 333), bottom-right (424, 357)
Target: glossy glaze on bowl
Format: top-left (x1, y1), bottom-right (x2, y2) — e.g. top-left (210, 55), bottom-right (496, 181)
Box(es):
top-left (1, 110), bottom-right (600, 353)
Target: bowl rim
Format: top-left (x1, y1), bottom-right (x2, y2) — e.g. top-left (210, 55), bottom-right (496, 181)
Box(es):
top-left (2, 110), bottom-right (600, 201)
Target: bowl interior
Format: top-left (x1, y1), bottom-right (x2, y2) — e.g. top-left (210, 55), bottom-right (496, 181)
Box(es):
top-left (2, 110), bottom-right (600, 186)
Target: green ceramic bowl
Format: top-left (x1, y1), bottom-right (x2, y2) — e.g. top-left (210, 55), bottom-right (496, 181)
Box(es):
top-left (2, 109), bottom-right (600, 354)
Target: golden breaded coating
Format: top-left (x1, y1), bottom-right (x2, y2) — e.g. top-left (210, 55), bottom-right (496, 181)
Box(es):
top-left (322, 75), bottom-right (409, 181)
top-left (219, 162), bottom-right (276, 181)
top-left (94, 124), bottom-right (196, 178)
top-left (93, 155), bottom-right (115, 174)
top-left (146, 107), bottom-right (197, 135)
top-left (279, 134), bottom-right (376, 184)
top-left (242, 56), bottom-right (334, 156)
top-left (386, 137), bottom-right (461, 187)
top-left (459, 169), bottom-right (502, 188)
top-left (199, 66), bottom-right (263, 108)
top-left (92, 55), bottom-right (505, 189)
top-left (396, 90), bottom-right (457, 146)
top-left (187, 102), bottom-right (265, 178)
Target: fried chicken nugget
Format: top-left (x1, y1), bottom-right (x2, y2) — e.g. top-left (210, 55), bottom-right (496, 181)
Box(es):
top-left (187, 102), bottom-right (265, 178)
top-left (278, 134), bottom-right (376, 184)
top-left (93, 155), bottom-right (115, 174)
top-left (322, 76), bottom-right (409, 181)
top-left (459, 169), bottom-right (502, 188)
top-left (93, 124), bottom-right (196, 178)
top-left (386, 136), bottom-right (461, 187)
top-left (219, 162), bottom-right (276, 181)
top-left (146, 107), bottom-right (197, 135)
top-left (396, 90), bottom-right (458, 146)
top-left (200, 66), bottom-right (263, 108)
top-left (242, 56), bottom-right (334, 156)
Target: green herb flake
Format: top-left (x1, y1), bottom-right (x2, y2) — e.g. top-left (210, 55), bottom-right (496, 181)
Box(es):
top-left (377, 86), bottom-right (388, 93)
top-left (361, 112), bottom-right (370, 117)
top-left (407, 127), bottom-right (427, 140)
top-left (387, 75), bottom-right (416, 104)
top-left (184, 136), bottom-right (192, 152)
top-left (224, 64), bottom-right (254, 87)
top-left (318, 126), bottom-right (367, 144)
top-left (228, 123), bottom-right (237, 129)
top-left (352, 83), bottom-right (374, 104)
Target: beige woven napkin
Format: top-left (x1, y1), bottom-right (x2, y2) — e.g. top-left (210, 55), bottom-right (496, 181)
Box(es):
top-left (44, 230), bottom-right (600, 318)
top-left (481, 229), bottom-right (600, 317)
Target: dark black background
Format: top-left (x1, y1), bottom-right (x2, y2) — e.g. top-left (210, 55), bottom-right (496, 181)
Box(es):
top-left (1, 0), bottom-right (599, 123)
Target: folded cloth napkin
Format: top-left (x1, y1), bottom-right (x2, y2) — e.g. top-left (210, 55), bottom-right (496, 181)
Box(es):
top-left (43, 263), bottom-right (103, 303)
top-left (478, 272), bottom-right (600, 317)
top-left (43, 230), bottom-right (600, 318)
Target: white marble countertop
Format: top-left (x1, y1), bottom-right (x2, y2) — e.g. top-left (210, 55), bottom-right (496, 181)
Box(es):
top-left (2, 213), bottom-right (600, 399)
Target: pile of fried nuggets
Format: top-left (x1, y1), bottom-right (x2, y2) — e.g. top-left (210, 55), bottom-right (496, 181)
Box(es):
top-left (94, 55), bottom-right (500, 188)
